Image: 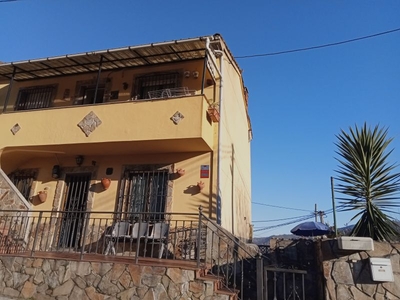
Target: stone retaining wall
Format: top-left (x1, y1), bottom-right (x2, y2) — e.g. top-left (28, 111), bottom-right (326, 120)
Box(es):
top-left (0, 256), bottom-right (229, 300)
top-left (319, 239), bottom-right (400, 300)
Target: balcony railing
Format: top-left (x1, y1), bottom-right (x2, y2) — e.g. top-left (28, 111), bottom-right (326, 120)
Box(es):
top-left (0, 208), bottom-right (258, 300)
top-left (147, 87), bottom-right (195, 100)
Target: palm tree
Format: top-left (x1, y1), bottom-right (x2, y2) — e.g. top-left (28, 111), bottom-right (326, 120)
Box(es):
top-left (335, 123), bottom-right (400, 241)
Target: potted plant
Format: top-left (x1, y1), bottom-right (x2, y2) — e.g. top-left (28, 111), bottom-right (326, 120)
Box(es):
top-left (207, 103), bottom-right (220, 122)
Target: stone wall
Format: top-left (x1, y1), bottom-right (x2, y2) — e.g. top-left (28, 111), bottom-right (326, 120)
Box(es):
top-left (0, 256), bottom-right (230, 300)
top-left (319, 239), bottom-right (400, 300)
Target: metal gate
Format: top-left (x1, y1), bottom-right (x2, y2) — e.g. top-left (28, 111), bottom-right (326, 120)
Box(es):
top-left (58, 173), bottom-right (91, 249)
top-left (263, 267), bottom-right (307, 300)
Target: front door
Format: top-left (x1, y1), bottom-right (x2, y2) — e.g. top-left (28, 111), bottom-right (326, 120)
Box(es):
top-left (58, 173), bottom-right (91, 249)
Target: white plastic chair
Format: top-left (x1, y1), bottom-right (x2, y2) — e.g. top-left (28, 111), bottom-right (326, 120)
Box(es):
top-left (147, 223), bottom-right (169, 258)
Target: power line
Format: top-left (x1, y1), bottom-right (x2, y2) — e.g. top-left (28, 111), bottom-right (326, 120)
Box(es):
top-left (235, 27), bottom-right (400, 59)
top-left (254, 215), bottom-right (314, 233)
top-left (252, 201), bottom-right (311, 212)
top-left (253, 214), bottom-right (313, 223)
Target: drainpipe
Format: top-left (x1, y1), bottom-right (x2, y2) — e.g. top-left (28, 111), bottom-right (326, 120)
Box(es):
top-left (213, 49), bottom-right (224, 226)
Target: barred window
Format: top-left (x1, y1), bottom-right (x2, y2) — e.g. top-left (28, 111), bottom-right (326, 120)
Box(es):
top-left (134, 73), bottom-right (179, 99)
top-left (9, 170), bottom-right (37, 200)
top-left (118, 168), bottom-right (169, 220)
top-left (15, 85), bottom-right (56, 111)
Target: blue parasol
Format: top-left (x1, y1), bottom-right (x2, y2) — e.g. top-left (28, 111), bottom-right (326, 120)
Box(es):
top-left (290, 221), bottom-right (332, 237)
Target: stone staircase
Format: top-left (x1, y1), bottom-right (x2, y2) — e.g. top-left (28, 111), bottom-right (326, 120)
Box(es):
top-left (196, 268), bottom-right (239, 300)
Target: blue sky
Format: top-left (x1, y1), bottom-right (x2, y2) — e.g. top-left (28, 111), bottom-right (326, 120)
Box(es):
top-left (1, 0), bottom-right (400, 237)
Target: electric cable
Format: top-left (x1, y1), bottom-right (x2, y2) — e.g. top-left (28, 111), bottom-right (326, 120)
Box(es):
top-left (236, 27), bottom-right (400, 58)
top-left (252, 201), bottom-right (311, 212)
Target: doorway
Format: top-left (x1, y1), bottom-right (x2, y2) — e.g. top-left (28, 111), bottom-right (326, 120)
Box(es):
top-left (58, 173), bottom-right (91, 249)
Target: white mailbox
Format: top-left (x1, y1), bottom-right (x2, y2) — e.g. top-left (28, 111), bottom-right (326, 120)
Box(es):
top-left (338, 236), bottom-right (374, 251)
top-left (369, 258), bottom-right (394, 282)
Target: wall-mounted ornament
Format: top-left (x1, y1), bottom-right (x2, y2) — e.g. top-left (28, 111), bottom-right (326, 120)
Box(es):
top-left (171, 111), bottom-right (184, 125)
top-left (101, 178), bottom-right (111, 190)
top-left (197, 181), bottom-right (205, 191)
top-left (38, 188), bottom-right (48, 203)
top-left (10, 123), bottom-right (21, 135)
top-left (207, 105), bottom-right (220, 123)
top-left (78, 111), bottom-right (102, 137)
top-left (176, 169), bottom-right (186, 177)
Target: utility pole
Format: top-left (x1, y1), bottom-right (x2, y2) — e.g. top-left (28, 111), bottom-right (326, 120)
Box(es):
top-left (314, 204), bottom-right (318, 222)
top-left (314, 204), bottom-right (325, 223)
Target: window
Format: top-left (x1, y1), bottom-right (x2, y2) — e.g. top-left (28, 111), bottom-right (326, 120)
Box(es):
top-left (80, 85), bottom-right (105, 104)
top-left (134, 72), bottom-right (179, 99)
top-left (118, 168), bottom-right (169, 220)
top-left (8, 170), bottom-right (37, 200)
top-left (73, 78), bottom-right (111, 105)
top-left (15, 85), bottom-right (56, 111)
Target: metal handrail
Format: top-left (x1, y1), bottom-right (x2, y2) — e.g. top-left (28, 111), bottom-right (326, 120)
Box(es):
top-left (197, 207), bottom-right (259, 299)
top-left (200, 211), bottom-right (257, 258)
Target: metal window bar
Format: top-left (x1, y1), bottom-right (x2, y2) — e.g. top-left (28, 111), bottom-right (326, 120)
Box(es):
top-left (15, 85), bottom-right (55, 111)
top-left (134, 73), bottom-right (179, 99)
top-left (9, 173), bottom-right (36, 200)
top-left (119, 170), bottom-right (168, 222)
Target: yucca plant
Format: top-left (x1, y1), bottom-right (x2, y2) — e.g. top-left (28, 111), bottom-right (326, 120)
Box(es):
top-left (335, 123), bottom-right (400, 241)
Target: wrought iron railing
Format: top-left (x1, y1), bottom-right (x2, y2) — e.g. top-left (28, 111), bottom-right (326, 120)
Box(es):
top-left (198, 208), bottom-right (260, 299)
top-left (0, 208), bottom-right (259, 299)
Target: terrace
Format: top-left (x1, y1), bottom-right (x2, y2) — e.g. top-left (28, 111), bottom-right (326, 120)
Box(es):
top-left (0, 208), bottom-right (258, 298)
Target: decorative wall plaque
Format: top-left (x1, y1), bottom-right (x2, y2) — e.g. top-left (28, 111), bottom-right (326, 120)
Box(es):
top-left (11, 123), bottom-right (21, 135)
top-left (78, 111), bottom-right (102, 137)
top-left (171, 111), bottom-right (184, 125)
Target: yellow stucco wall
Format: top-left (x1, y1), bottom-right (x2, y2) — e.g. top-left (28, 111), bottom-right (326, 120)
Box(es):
top-left (7, 152), bottom-right (214, 221)
top-left (216, 52), bottom-right (252, 240)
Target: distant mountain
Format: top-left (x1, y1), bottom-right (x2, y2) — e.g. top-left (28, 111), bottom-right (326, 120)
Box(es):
top-left (253, 234), bottom-right (298, 245)
top-left (253, 225), bottom-right (356, 245)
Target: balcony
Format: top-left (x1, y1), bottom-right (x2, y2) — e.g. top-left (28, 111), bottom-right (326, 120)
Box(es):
top-left (0, 94), bottom-right (214, 156)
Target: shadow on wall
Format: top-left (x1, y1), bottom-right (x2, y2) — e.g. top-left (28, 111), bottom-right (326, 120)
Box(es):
top-left (187, 191), bottom-right (217, 220)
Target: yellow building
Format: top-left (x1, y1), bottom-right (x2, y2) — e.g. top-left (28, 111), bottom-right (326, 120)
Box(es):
top-left (0, 34), bottom-right (252, 242)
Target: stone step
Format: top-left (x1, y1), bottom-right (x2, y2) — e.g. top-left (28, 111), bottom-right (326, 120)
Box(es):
top-left (215, 287), bottom-right (239, 300)
top-left (197, 273), bottom-right (239, 300)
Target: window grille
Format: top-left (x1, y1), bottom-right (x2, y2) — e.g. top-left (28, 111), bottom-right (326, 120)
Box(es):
top-left (134, 73), bottom-right (179, 99)
top-left (15, 85), bottom-right (56, 111)
top-left (9, 170), bottom-right (37, 200)
top-left (118, 169), bottom-right (169, 221)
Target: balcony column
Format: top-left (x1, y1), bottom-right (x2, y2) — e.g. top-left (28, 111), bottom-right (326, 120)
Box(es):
top-left (93, 55), bottom-right (104, 104)
top-left (3, 66), bottom-right (16, 113)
